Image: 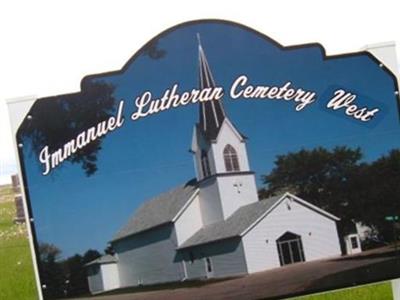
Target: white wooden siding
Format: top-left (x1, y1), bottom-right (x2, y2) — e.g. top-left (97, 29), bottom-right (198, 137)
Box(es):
top-left (183, 238), bottom-right (248, 279)
top-left (217, 174), bottom-right (258, 220)
top-left (101, 263), bottom-right (120, 291)
top-left (242, 197), bottom-right (341, 273)
top-left (112, 224), bottom-right (184, 287)
top-left (87, 265), bottom-right (103, 294)
top-left (199, 180), bottom-right (224, 225)
top-left (175, 195), bottom-right (204, 246)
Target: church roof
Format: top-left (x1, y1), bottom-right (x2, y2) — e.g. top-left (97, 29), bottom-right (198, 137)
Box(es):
top-left (178, 192), bottom-right (340, 249)
top-left (111, 179), bottom-right (198, 242)
top-left (85, 254), bottom-right (117, 267)
top-left (178, 194), bottom-right (284, 249)
top-left (198, 38), bottom-right (226, 141)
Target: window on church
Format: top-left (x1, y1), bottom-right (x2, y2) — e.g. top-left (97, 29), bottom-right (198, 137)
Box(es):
top-left (201, 150), bottom-right (211, 177)
top-left (223, 144), bottom-right (240, 172)
top-left (205, 257), bottom-right (213, 273)
top-left (351, 236), bottom-right (358, 249)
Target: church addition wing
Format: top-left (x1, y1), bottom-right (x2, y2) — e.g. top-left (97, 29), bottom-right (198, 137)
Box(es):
top-left (112, 179), bottom-right (199, 242)
top-left (178, 193), bottom-right (340, 250)
top-left (178, 194), bottom-right (285, 249)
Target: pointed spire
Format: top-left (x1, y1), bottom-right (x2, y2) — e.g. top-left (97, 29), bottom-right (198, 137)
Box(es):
top-left (196, 33), bottom-right (202, 47)
top-left (197, 34), bottom-right (226, 141)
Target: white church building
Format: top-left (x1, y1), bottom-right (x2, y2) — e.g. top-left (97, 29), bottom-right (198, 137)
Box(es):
top-left (86, 41), bottom-right (350, 294)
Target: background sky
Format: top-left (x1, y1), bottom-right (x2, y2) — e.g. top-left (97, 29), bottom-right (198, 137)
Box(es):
top-left (14, 21), bottom-right (400, 258)
top-left (1, 0), bottom-right (400, 184)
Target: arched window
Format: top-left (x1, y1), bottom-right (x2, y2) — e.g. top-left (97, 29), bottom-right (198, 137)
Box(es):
top-left (201, 150), bottom-right (211, 177)
top-left (223, 144), bottom-right (240, 172)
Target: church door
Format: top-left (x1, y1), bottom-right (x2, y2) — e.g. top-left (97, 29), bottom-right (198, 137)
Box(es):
top-left (276, 232), bottom-right (305, 266)
top-left (204, 257), bottom-right (214, 278)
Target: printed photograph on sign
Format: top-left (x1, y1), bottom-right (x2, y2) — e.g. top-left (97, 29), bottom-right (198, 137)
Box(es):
top-left (16, 20), bottom-right (400, 299)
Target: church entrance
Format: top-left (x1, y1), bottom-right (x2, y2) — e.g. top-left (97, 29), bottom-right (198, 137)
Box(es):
top-left (276, 232), bottom-right (305, 266)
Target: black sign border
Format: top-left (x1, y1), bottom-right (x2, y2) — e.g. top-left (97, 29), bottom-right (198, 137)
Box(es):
top-left (15, 19), bottom-right (400, 300)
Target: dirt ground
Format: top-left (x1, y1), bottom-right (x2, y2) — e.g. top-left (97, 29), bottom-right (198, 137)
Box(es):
top-left (74, 246), bottom-right (400, 300)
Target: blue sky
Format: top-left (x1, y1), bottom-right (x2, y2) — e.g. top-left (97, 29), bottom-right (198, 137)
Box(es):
top-left (20, 21), bottom-right (400, 258)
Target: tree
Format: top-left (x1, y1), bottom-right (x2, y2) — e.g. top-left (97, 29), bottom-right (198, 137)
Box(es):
top-left (39, 242), bottom-right (61, 263)
top-left (261, 147), bottom-right (363, 219)
top-left (19, 81), bottom-right (117, 176)
top-left (63, 250), bottom-right (102, 297)
top-left (38, 244), bottom-right (102, 299)
top-left (18, 39), bottom-right (167, 176)
top-left (141, 40), bottom-right (166, 60)
top-left (104, 244), bottom-right (115, 256)
top-left (38, 243), bottom-right (66, 299)
top-left (260, 146), bottom-right (400, 244)
top-left (357, 150), bottom-right (400, 241)
top-left (83, 249), bottom-right (102, 264)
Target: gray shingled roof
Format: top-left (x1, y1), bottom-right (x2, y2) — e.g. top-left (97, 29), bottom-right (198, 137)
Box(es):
top-left (178, 194), bottom-right (285, 249)
top-left (85, 255), bottom-right (117, 267)
top-left (112, 179), bottom-right (198, 242)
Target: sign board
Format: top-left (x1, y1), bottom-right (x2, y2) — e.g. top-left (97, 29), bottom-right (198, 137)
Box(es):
top-left (10, 20), bottom-right (400, 299)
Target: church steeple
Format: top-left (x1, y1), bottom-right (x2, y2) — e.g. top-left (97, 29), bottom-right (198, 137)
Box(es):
top-left (197, 34), bottom-right (226, 141)
top-left (191, 36), bottom-right (259, 224)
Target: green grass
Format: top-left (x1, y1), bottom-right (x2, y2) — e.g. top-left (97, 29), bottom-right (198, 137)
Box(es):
top-left (0, 198), bottom-right (38, 300)
top-left (291, 281), bottom-right (393, 300)
top-left (0, 184), bottom-right (13, 202)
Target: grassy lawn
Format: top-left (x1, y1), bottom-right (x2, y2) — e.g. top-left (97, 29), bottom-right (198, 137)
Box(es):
top-left (0, 186), bottom-right (38, 300)
top-left (291, 281), bottom-right (393, 300)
